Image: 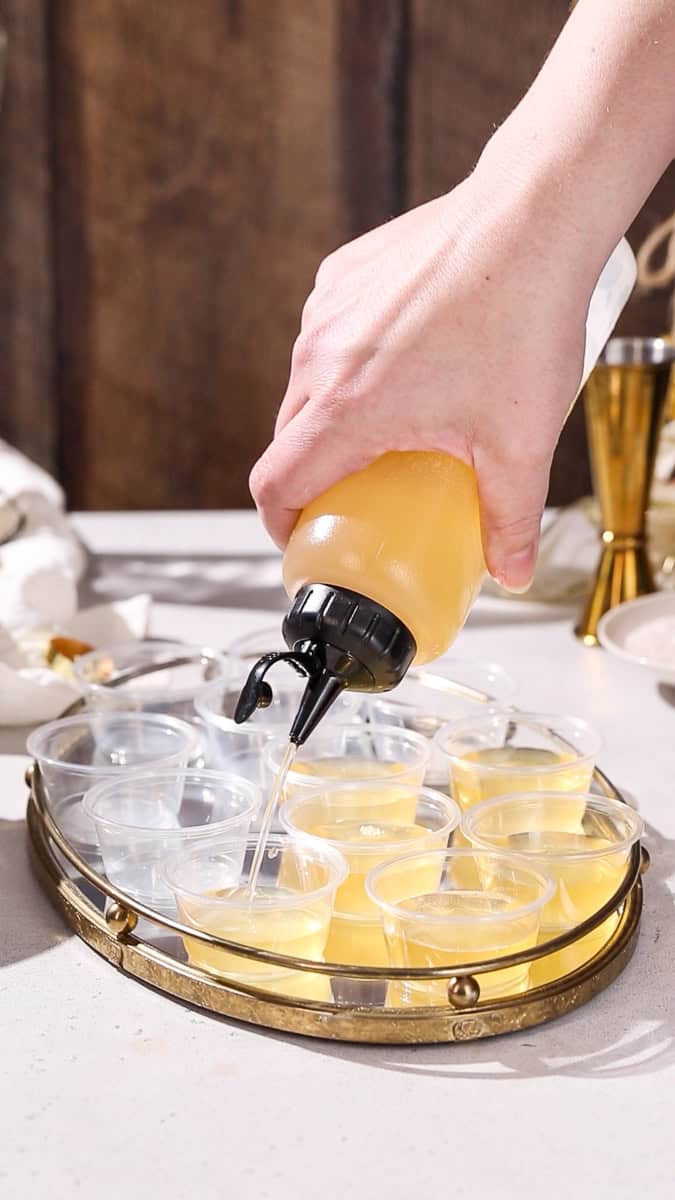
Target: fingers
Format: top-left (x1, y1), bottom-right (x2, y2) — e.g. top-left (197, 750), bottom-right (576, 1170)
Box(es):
top-left (250, 401), bottom-right (379, 549)
top-left (474, 446), bottom-right (551, 592)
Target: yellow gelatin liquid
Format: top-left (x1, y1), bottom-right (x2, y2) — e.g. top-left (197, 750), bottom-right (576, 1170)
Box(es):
top-left (384, 890), bottom-right (537, 1008)
top-left (283, 451), bottom-right (485, 664)
top-left (305, 817), bottom-right (433, 966)
top-left (177, 887), bottom-right (332, 1002)
top-left (507, 832), bottom-right (629, 987)
top-left (451, 747), bottom-right (593, 813)
top-left (290, 759), bottom-right (419, 823)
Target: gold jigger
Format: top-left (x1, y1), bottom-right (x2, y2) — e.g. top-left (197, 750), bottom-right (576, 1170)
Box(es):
top-left (575, 337), bottom-right (675, 645)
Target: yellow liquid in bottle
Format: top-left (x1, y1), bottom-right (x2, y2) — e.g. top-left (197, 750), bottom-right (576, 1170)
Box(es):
top-left (283, 451), bottom-right (485, 664)
top-left (451, 747), bottom-right (593, 813)
top-left (384, 890), bottom-right (538, 1008)
top-left (177, 887), bottom-right (332, 1002)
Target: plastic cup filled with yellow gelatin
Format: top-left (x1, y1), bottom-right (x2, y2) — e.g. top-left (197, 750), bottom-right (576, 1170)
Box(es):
top-left (280, 784), bottom-right (460, 966)
top-left (463, 792), bottom-right (643, 985)
top-left (434, 711), bottom-right (602, 818)
top-left (162, 835), bottom-right (347, 1002)
top-left (366, 848), bottom-right (554, 1007)
top-left (264, 724), bottom-right (431, 824)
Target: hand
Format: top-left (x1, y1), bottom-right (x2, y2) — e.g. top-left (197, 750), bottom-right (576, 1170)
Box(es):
top-left (250, 165), bottom-right (596, 591)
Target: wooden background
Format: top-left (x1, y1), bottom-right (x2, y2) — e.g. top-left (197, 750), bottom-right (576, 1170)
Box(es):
top-left (1, 0), bottom-right (673, 511)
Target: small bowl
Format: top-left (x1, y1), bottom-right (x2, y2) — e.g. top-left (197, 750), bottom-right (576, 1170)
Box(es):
top-left (598, 592), bottom-right (675, 683)
top-left (73, 639), bottom-right (229, 718)
top-left (84, 768), bottom-right (259, 912)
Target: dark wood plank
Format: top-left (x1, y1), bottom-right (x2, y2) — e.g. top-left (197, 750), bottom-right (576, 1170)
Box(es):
top-left (51, 0), bottom-right (403, 510)
top-left (0, 1), bottom-right (56, 473)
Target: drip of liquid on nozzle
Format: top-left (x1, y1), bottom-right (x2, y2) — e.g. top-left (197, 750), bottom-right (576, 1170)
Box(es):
top-left (246, 740), bottom-right (297, 900)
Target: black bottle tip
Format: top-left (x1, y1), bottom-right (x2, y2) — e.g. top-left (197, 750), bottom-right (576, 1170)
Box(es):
top-left (288, 671), bottom-right (347, 745)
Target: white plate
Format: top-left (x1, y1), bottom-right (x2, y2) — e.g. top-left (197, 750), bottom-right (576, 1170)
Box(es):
top-left (598, 592), bottom-right (675, 682)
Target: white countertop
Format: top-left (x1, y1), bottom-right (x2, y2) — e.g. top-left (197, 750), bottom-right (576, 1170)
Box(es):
top-left (2, 510), bottom-right (673, 1200)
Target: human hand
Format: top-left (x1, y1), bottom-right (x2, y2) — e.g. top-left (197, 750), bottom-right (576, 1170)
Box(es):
top-left (250, 166), bottom-right (597, 591)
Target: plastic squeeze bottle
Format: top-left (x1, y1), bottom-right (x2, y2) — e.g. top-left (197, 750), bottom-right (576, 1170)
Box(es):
top-left (235, 240), bottom-right (636, 745)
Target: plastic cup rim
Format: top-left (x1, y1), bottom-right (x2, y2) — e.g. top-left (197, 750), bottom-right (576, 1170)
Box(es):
top-left (462, 790), bottom-right (644, 862)
top-left (279, 784), bottom-right (461, 856)
top-left (161, 832), bottom-right (349, 907)
top-left (365, 847), bottom-right (556, 924)
top-left (83, 767), bottom-right (260, 834)
top-left (433, 709), bottom-right (603, 773)
top-left (26, 711), bottom-right (199, 773)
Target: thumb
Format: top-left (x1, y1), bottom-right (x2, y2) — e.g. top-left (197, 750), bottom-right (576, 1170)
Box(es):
top-left (474, 449), bottom-right (550, 593)
top-left (249, 402), bottom-right (380, 550)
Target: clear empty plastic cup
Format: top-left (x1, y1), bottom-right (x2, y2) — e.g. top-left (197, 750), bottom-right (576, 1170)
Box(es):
top-left (84, 768), bottom-right (259, 912)
top-left (434, 711), bottom-right (602, 814)
top-left (27, 713), bottom-right (199, 864)
top-left (73, 640), bottom-right (228, 720)
top-left (163, 834), bottom-right (348, 999)
top-left (195, 672), bottom-right (364, 786)
top-left (264, 725), bottom-right (431, 815)
top-left (280, 784), bottom-right (460, 966)
top-left (463, 791), bottom-right (643, 981)
top-left (367, 848), bottom-right (554, 1006)
top-left (368, 659), bottom-right (516, 785)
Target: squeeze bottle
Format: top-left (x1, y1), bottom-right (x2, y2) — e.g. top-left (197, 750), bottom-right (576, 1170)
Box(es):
top-left (235, 240), bottom-right (636, 744)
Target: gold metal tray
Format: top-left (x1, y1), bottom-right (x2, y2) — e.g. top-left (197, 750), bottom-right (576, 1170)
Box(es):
top-left (26, 758), bottom-right (647, 1044)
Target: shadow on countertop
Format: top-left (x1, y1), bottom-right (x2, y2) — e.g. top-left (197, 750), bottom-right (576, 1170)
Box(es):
top-left (0, 816), bottom-right (71, 968)
top-left (77, 551), bottom-right (288, 612)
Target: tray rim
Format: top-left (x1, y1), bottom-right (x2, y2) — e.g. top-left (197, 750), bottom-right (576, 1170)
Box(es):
top-left (26, 767), bottom-right (646, 1045)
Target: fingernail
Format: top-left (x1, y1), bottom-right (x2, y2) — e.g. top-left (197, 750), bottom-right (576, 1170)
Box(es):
top-left (496, 544), bottom-right (537, 594)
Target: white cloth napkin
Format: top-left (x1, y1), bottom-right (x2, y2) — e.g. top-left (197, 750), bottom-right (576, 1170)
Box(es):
top-left (0, 439), bottom-right (152, 724)
top-left (0, 438), bottom-right (86, 629)
top-left (0, 594), bottom-right (152, 725)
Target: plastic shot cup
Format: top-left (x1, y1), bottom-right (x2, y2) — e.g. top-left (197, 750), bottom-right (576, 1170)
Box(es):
top-left (280, 784), bottom-right (460, 967)
top-left (84, 768), bottom-right (259, 913)
top-left (434, 711), bottom-right (602, 815)
top-left (366, 848), bottom-right (554, 1007)
top-left (162, 834), bottom-right (348, 1001)
top-left (463, 792), bottom-right (644, 984)
top-left (26, 712), bottom-right (198, 865)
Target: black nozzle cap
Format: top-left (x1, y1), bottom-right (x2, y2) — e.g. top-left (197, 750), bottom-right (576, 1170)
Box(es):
top-left (232, 584), bottom-right (416, 747)
top-left (283, 583), bottom-right (416, 694)
top-left (282, 583), bottom-right (416, 742)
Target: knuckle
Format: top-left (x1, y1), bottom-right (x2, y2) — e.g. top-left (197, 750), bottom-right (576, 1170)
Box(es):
top-left (314, 253), bottom-right (336, 287)
top-left (249, 458), bottom-right (276, 506)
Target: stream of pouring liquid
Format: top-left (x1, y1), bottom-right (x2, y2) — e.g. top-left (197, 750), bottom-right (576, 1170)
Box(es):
top-left (246, 740), bottom-right (297, 898)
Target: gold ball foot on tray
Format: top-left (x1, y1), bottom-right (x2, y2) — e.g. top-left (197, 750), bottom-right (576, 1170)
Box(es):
top-left (106, 904), bottom-right (138, 937)
top-left (640, 845), bottom-right (651, 875)
top-left (25, 762), bottom-right (35, 791)
top-left (448, 975), bottom-right (481, 1009)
